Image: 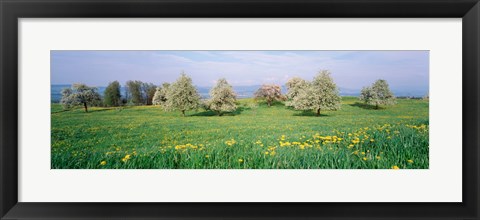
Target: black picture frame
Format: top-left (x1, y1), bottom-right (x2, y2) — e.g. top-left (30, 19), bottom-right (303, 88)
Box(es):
top-left (1, 0), bottom-right (479, 219)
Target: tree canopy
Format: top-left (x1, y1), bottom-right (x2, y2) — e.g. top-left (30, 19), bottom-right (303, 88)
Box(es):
top-left (60, 83), bottom-right (101, 112)
top-left (254, 84), bottom-right (284, 107)
top-left (207, 78), bottom-right (237, 116)
top-left (142, 82), bottom-right (157, 105)
top-left (103, 81), bottom-right (121, 107)
top-left (125, 81), bottom-right (157, 105)
top-left (285, 77), bottom-right (308, 107)
top-left (289, 70), bottom-right (341, 116)
top-left (152, 83), bottom-right (170, 106)
top-left (164, 73), bottom-right (201, 116)
top-left (125, 80), bottom-right (144, 105)
top-left (359, 79), bottom-right (396, 109)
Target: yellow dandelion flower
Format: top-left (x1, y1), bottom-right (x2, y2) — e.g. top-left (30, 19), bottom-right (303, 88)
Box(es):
top-left (376, 156), bottom-right (381, 160)
top-left (124, 154), bottom-right (131, 159)
top-left (362, 157), bottom-right (367, 161)
top-left (238, 158), bottom-right (244, 163)
top-left (205, 155), bottom-right (210, 158)
top-left (100, 161), bottom-right (107, 165)
top-left (225, 139), bottom-right (236, 146)
top-left (407, 159), bottom-right (414, 163)
top-left (265, 151), bottom-right (269, 155)
top-left (270, 151), bottom-right (276, 156)
top-left (361, 152), bottom-right (365, 155)
top-left (392, 165), bottom-right (400, 170)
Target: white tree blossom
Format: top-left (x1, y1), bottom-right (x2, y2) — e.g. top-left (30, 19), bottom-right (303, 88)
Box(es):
top-left (290, 70), bottom-right (341, 116)
top-left (152, 83), bottom-right (170, 106)
top-left (359, 79), bottom-right (396, 109)
top-left (207, 78), bottom-right (237, 116)
top-left (60, 83), bottom-right (101, 112)
top-left (285, 77), bottom-right (308, 107)
top-left (164, 73), bottom-right (201, 116)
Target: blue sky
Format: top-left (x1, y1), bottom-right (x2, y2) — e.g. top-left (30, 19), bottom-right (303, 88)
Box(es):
top-left (51, 50), bottom-right (429, 95)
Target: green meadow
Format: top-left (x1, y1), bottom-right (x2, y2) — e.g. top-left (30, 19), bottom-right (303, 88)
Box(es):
top-left (51, 97), bottom-right (429, 169)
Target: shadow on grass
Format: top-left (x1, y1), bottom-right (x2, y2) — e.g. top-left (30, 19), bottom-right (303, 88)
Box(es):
top-left (292, 111), bottom-right (330, 117)
top-left (51, 109), bottom-right (70, 114)
top-left (51, 105), bottom-right (140, 114)
top-left (190, 107), bottom-right (246, 117)
top-left (91, 105), bottom-right (140, 112)
top-left (88, 108), bottom-right (115, 113)
top-left (256, 100), bottom-right (285, 108)
top-left (349, 102), bottom-right (384, 110)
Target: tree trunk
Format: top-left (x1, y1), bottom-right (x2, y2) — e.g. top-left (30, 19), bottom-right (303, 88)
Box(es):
top-left (376, 104), bottom-right (379, 109)
top-left (182, 110), bottom-right (185, 117)
top-left (83, 102), bottom-right (88, 112)
top-left (267, 100), bottom-right (271, 107)
top-left (316, 108), bottom-right (321, 116)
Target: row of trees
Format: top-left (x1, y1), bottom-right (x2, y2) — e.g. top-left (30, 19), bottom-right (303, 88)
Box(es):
top-left (151, 74), bottom-right (238, 116)
top-left (285, 70), bottom-right (342, 116)
top-left (283, 72), bottom-right (396, 114)
top-left (61, 80), bottom-right (164, 112)
top-left (103, 80), bottom-right (157, 106)
top-left (247, 71), bottom-right (343, 116)
top-left (251, 71), bottom-right (396, 116)
top-left (60, 71), bottom-right (396, 116)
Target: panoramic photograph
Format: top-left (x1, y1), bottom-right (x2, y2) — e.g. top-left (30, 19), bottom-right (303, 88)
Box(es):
top-left (51, 50), bottom-right (429, 169)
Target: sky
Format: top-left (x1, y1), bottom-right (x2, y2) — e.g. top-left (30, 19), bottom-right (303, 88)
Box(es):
top-left (51, 50), bottom-right (429, 95)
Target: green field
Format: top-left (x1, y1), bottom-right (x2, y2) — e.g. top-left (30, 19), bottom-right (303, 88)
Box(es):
top-left (51, 97), bottom-right (429, 169)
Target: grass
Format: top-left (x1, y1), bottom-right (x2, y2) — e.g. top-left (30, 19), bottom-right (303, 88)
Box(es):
top-left (51, 97), bottom-right (429, 169)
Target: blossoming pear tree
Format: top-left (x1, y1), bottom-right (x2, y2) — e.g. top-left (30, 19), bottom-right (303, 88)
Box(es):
top-left (164, 72), bottom-right (201, 116)
top-left (290, 70), bottom-right (341, 116)
top-left (359, 79), bottom-right (396, 109)
top-left (285, 77), bottom-right (308, 107)
top-left (60, 83), bottom-right (101, 112)
top-left (152, 82), bottom-right (170, 106)
top-left (207, 78), bottom-right (237, 116)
